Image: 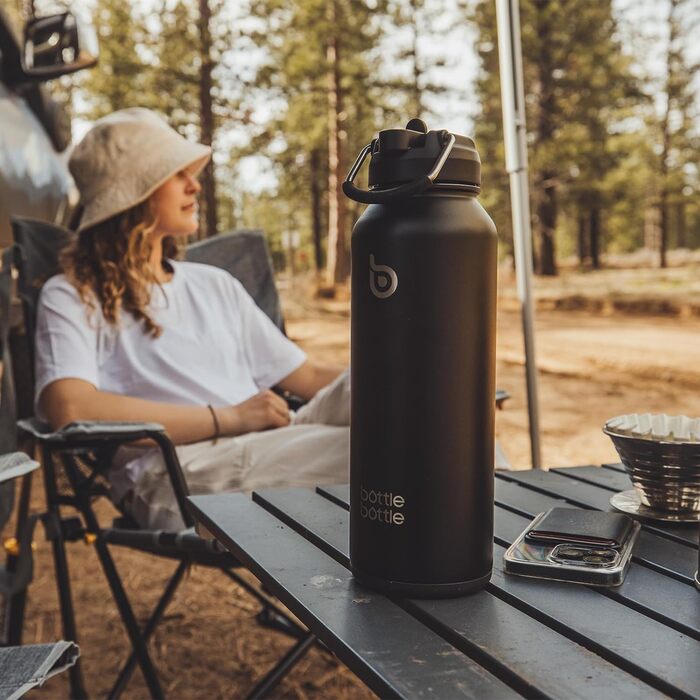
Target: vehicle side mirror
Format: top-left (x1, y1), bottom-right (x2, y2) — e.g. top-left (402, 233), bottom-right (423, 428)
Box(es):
top-left (22, 11), bottom-right (98, 80)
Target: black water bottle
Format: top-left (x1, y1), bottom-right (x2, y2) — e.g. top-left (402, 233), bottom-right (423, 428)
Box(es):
top-left (344, 119), bottom-right (497, 598)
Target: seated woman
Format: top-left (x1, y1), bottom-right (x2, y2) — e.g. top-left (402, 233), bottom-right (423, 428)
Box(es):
top-left (35, 108), bottom-right (350, 531)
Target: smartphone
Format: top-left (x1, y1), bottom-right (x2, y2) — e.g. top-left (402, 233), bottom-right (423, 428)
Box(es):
top-left (503, 508), bottom-right (640, 587)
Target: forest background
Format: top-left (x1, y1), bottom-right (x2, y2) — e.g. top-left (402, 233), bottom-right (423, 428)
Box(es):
top-left (6, 0), bottom-right (700, 288)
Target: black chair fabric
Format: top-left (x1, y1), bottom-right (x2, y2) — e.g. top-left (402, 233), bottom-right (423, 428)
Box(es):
top-left (7, 219), bottom-right (74, 426)
top-left (11, 218), bottom-right (74, 348)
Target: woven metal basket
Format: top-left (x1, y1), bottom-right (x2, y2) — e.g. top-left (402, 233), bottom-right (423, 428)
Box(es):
top-left (604, 414), bottom-right (700, 513)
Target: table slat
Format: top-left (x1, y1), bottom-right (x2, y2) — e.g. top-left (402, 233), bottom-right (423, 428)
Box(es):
top-left (499, 469), bottom-right (699, 547)
top-left (489, 550), bottom-right (700, 699)
top-left (551, 465), bottom-right (633, 491)
top-left (493, 503), bottom-right (700, 640)
top-left (188, 494), bottom-right (517, 700)
top-left (313, 485), bottom-right (700, 640)
top-left (317, 483), bottom-right (349, 508)
top-left (321, 480), bottom-right (698, 583)
top-left (495, 478), bottom-right (698, 584)
top-left (602, 463), bottom-right (627, 474)
top-left (255, 488), bottom-right (700, 699)
top-left (253, 488), bottom-right (664, 700)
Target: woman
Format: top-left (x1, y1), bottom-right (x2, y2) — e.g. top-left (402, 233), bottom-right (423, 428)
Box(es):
top-left (35, 108), bottom-right (350, 530)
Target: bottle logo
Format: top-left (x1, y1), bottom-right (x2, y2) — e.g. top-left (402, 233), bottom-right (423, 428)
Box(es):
top-left (369, 254), bottom-right (398, 299)
top-left (360, 485), bottom-right (406, 526)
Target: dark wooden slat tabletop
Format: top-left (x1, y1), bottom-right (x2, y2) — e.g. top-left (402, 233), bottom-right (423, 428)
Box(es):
top-left (253, 488), bottom-right (669, 699)
top-left (275, 484), bottom-right (700, 697)
top-left (188, 466), bottom-right (700, 699)
top-left (189, 493), bottom-right (517, 699)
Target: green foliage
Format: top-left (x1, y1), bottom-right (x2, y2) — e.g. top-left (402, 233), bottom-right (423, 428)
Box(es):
top-left (470, 0), bottom-right (699, 271)
top-left (70, 0), bottom-right (699, 270)
top-left (237, 0), bottom-right (412, 273)
top-left (78, 0), bottom-right (155, 118)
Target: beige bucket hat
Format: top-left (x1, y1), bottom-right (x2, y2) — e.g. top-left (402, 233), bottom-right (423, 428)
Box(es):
top-left (69, 108), bottom-right (212, 232)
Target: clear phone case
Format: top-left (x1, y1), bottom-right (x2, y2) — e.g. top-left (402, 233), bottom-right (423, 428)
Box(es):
top-left (503, 511), bottom-right (640, 587)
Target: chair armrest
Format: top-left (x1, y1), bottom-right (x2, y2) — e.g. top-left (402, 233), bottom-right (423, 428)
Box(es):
top-left (0, 452), bottom-right (40, 484)
top-left (19, 416), bottom-right (194, 527)
top-left (18, 417), bottom-right (166, 446)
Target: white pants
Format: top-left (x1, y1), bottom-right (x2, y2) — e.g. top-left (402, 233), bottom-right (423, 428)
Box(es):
top-left (125, 369), bottom-right (511, 530)
top-left (127, 370), bottom-right (351, 531)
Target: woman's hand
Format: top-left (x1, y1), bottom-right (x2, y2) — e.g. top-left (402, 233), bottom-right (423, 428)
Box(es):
top-left (218, 390), bottom-right (291, 436)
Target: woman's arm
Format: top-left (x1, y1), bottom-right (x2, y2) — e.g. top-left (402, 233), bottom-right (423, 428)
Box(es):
top-left (40, 379), bottom-right (292, 444)
top-left (276, 360), bottom-right (345, 401)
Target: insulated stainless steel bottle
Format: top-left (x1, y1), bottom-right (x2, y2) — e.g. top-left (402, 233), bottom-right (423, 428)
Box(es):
top-left (344, 119), bottom-right (497, 598)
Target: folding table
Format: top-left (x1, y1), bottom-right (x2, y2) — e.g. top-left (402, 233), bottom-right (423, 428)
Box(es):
top-left (188, 465), bottom-right (700, 699)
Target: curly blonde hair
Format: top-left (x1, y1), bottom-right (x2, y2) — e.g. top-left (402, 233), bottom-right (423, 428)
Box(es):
top-left (61, 202), bottom-right (180, 338)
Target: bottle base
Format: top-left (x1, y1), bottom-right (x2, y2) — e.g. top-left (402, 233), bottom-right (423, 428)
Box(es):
top-left (351, 566), bottom-right (491, 598)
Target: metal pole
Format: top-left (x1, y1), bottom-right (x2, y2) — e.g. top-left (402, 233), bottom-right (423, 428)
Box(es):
top-left (495, 0), bottom-right (542, 469)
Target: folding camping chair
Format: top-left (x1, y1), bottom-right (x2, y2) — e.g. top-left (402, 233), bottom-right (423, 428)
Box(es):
top-left (4, 217), bottom-right (320, 700)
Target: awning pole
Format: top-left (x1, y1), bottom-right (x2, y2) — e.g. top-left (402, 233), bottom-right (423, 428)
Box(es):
top-left (495, 0), bottom-right (542, 469)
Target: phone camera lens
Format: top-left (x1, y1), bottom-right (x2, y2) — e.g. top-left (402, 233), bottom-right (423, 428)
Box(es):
top-left (556, 546), bottom-right (584, 560)
top-left (583, 550), bottom-right (616, 565)
top-left (589, 549), bottom-right (616, 559)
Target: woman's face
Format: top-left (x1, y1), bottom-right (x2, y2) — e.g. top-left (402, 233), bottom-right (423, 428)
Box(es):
top-left (150, 169), bottom-right (202, 237)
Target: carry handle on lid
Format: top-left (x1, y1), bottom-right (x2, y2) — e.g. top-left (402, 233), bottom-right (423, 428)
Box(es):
top-left (343, 131), bottom-right (456, 204)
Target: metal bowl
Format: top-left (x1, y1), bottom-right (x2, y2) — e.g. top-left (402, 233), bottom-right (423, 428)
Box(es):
top-left (603, 414), bottom-right (700, 513)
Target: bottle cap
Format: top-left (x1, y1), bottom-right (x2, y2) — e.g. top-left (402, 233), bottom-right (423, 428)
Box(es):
top-left (368, 118), bottom-right (481, 192)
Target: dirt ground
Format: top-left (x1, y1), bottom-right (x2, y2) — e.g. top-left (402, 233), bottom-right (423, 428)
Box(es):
top-left (8, 268), bottom-right (700, 699)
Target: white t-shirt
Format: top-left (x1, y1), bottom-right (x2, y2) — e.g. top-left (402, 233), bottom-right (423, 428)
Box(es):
top-left (34, 260), bottom-right (306, 499)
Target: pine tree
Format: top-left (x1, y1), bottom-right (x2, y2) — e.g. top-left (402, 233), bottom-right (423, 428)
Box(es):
top-left (555, 1), bottom-right (641, 269)
top-left (147, 0), bottom-right (222, 238)
top-left (651, 0), bottom-right (699, 267)
top-left (78, 0), bottom-right (154, 119)
top-left (470, 0), bottom-right (641, 274)
top-left (243, 0), bottom-right (399, 289)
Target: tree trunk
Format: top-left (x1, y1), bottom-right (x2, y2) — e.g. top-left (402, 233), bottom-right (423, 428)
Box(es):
top-left (589, 205), bottom-right (600, 269)
top-left (659, 192), bottom-right (668, 268)
top-left (644, 201), bottom-right (659, 251)
top-left (535, 170), bottom-right (557, 275)
top-left (198, 0), bottom-right (217, 238)
top-left (533, 0), bottom-right (557, 276)
top-left (676, 201), bottom-right (686, 248)
top-left (310, 148), bottom-right (323, 273)
top-left (577, 210), bottom-right (588, 267)
top-left (324, 3), bottom-right (347, 287)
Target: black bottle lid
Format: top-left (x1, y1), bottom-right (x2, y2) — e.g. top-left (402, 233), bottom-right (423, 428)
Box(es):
top-left (367, 118), bottom-right (481, 192)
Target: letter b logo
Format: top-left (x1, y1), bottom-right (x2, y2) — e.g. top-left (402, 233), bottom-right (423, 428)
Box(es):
top-left (369, 254), bottom-right (398, 299)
